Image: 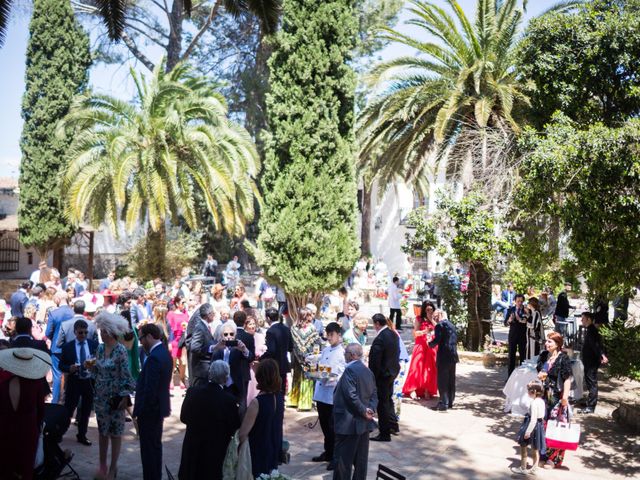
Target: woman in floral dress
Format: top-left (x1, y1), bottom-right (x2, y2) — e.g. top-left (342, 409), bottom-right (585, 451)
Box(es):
top-left (93, 312), bottom-right (135, 480)
top-left (288, 308), bottom-right (320, 411)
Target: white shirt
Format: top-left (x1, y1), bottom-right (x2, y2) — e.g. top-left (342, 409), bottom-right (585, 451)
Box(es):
top-left (30, 269), bottom-right (41, 284)
top-left (388, 283), bottom-right (401, 309)
top-left (312, 343), bottom-right (346, 405)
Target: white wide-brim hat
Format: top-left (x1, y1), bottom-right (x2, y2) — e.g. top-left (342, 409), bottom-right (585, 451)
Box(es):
top-left (80, 292), bottom-right (105, 313)
top-left (0, 348), bottom-right (51, 379)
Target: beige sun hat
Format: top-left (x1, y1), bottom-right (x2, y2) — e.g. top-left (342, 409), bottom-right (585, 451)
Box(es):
top-left (0, 348), bottom-right (52, 379)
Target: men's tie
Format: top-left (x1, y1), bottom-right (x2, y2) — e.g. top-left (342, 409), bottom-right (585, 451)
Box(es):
top-left (79, 341), bottom-right (86, 378)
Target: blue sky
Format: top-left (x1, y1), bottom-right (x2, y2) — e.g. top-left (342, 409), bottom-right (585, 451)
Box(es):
top-left (0, 0), bottom-right (553, 178)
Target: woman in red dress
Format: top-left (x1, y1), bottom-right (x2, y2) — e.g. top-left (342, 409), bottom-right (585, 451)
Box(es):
top-left (0, 347), bottom-right (50, 480)
top-left (402, 301), bottom-right (438, 399)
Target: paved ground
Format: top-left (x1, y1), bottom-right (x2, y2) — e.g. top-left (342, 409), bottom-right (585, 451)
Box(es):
top-left (58, 300), bottom-right (640, 479)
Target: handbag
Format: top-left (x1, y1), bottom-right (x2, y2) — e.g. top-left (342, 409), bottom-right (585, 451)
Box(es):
top-left (546, 407), bottom-right (581, 451)
top-left (108, 395), bottom-right (132, 411)
top-left (178, 330), bottom-right (187, 350)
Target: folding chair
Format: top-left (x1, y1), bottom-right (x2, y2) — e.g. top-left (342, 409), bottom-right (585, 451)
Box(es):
top-left (166, 465), bottom-right (176, 480)
top-left (376, 464), bottom-right (406, 480)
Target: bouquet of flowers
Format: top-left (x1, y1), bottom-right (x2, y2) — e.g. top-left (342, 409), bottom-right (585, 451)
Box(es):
top-left (257, 471), bottom-right (291, 480)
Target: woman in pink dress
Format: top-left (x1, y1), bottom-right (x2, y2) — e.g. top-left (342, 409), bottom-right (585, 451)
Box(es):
top-left (402, 301), bottom-right (438, 399)
top-left (168, 296), bottom-right (189, 389)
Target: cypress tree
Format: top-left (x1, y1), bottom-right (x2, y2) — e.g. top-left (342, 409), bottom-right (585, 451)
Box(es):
top-left (19, 0), bottom-right (91, 258)
top-left (253, 0), bottom-right (359, 313)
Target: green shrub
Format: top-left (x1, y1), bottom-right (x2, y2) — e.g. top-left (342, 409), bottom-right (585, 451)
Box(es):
top-left (601, 322), bottom-right (640, 381)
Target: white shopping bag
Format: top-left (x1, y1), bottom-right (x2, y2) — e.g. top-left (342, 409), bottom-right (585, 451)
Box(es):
top-left (546, 420), bottom-right (581, 451)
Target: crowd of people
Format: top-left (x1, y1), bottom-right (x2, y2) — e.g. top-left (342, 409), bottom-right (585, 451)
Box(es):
top-left (0, 256), bottom-right (613, 479)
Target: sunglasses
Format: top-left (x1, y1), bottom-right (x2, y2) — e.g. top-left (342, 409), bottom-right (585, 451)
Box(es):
top-left (222, 333), bottom-right (234, 337)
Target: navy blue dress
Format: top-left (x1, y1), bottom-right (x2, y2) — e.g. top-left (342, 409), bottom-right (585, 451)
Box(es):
top-left (249, 393), bottom-right (285, 478)
top-left (516, 413), bottom-right (547, 454)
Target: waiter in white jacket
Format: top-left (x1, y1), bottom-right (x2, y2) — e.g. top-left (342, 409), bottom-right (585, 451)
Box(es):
top-left (310, 322), bottom-right (346, 471)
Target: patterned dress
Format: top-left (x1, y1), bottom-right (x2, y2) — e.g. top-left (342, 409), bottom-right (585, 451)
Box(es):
top-left (93, 342), bottom-right (135, 436)
top-left (288, 323), bottom-right (319, 411)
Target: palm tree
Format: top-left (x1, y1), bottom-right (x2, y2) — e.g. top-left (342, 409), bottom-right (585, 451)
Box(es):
top-left (357, 0), bottom-right (582, 349)
top-left (1, 0), bottom-right (129, 47)
top-left (59, 59), bottom-right (260, 277)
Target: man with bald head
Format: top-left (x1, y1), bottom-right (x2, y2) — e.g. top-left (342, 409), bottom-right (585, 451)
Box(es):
top-left (332, 343), bottom-right (377, 480)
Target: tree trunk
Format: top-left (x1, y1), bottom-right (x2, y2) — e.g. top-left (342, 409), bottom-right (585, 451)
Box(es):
top-left (548, 214), bottom-right (560, 259)
top-left (246, 28), bottom-right (271, 145)
top-left (166, 0), bottom-right (185, 72)
top-left (145, 223), bottom-right (167, 280)
top-left (360, 183), bottom-right (372, 256)
top-left (285, 291), bottom-right (323, 328)
top-left (466, 260), bottom-right (492, 351)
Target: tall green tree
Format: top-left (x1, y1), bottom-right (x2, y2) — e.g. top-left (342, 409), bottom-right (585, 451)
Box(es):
top-left (59, 61), bottom-right (260, 279)
top-left (252, 0), bottom-right (359, 317)
top-left (18, 0), bottom-right (92, 260)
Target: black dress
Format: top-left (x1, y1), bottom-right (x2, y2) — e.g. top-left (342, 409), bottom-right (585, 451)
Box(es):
top-left (249, 393), bottom-right (285, 478)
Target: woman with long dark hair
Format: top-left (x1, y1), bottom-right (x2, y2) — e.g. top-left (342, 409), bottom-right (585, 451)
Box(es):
top-left (536, 332), bottom-right (573, 469)
top-left (402, 301), bottom-right (438, 399)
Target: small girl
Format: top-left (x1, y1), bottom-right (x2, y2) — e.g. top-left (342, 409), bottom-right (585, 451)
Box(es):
top-left (513, 381), bottom-right (547, 475)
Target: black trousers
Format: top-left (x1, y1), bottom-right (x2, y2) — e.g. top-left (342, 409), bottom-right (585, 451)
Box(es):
top-left (376, 377), bottom-right (398, 437)
top-left (138, 414), bottom-right (164, 480)
top-left (508, 332), bottom-right (527, 377)
top-left (333, 432), bottom-right (369, 480)
top-left (317, 401), bottom-right (335, 458)
top-left (64, 377), bottom-right (93, 438)
top-left (437, 362), bottom-right (456, 408)
top-left (584, 365), bottom-right (599, 410)
top-left (389, 308), bottom-right (402, 330)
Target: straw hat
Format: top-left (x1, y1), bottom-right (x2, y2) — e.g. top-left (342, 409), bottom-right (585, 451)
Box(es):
top-left (0, 348), bottom-right (51, 379)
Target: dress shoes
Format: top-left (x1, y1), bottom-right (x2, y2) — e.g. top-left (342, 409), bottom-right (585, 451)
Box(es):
top-left (77, 435), bottom-right (92, 446)
top-left (327, 462), bottom-right (335, 471)
top-left (390, 428), bottom-right (400, 436)
top-left (312, 452), bottom-right (329, 462)
top-left (431, 403), bottom-right (447, 412)
top-left (370, 434), bottom-right (391, 442)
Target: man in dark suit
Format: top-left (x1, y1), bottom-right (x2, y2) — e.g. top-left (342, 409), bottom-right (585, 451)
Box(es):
top-left (10, 317), bottom-right (50, 353)
top-left (178, 360), bottom-right (241, 479)
top-left (429, 313), bottom-right (459, 411)
top-left (505, 293), bottom-right (527, 377)
top-left (57, 300), bottom-right (99, 348)
top-left (262, 307), bottom-right (293, 394)
top-left (185, 303), bottom-right (210, 384)
top-left (211, 321), bottom-right (252, 415)
top-left (368, 313), bottom-right (399, 442)
top-left (189, 303), bottom-right (216, 387)
top-left (9, 281), bottom-right (31, 317)
top-left (45, 291), bottom-right (74, 403)
top-left (333, 343), bottom-right (377, 480)
top-left (133, 324), bottom-right (173, 480)
top-left (231, 311), bottom-right (255, 396)
top-left (59, 319), bottom-right (98, 445)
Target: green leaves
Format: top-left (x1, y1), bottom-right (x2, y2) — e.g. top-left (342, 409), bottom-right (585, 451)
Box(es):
top-left (253, 0), bottom-right (359, 297)
top-left (60, 59), bottom-right (260, 239)
top-left (18, 0), bottom-right (92, 255)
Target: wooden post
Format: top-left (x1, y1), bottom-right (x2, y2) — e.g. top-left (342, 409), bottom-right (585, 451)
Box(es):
top-left (87, 231), bottom-right (94, 289)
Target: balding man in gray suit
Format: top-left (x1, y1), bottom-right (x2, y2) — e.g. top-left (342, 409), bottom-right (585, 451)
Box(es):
top-left (332, 343), bottom-right (378, 480)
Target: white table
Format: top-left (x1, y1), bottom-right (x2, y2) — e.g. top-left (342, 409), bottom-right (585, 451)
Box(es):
top-left (503, 358), bottom-right (584, 416)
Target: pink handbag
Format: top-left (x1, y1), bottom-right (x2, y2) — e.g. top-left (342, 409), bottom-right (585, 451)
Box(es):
top-left (546, 417), bottom-right (581, 451)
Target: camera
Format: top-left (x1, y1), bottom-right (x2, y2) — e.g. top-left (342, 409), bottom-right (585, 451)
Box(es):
top-left (225, 340), bottom-right (238, 347)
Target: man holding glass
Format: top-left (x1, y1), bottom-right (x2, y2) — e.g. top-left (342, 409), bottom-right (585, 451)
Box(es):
top-left (60, 319), bottom-right (98, 446)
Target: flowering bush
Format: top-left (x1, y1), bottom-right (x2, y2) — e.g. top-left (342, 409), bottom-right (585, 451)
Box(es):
top-left (257, 471), bottom-right (291, 480)
top-left (483, 335), bottom-right (508, 354)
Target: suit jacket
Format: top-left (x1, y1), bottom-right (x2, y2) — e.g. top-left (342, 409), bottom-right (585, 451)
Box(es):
top-left (262, 322), bottom-right (293, 375)
top-left (235, 327), bottom-right (255, 383)
top-left (333, 360), bottom-right (377, 436)
top-left (10, 335), bottom-right (50, 354)
top-left (9, 290), bottom-right (28, 317)
top-left (189, 320), bottom-right (215, 380)
top-left (501, 289), bottom-right (516, 305)
top-left (429, 319), bottom-right (459, 366)
top-left (59, 338), bottom-right (99, 377)
top-left (211, 347), bottom-right (249, 395)
top-left (368, 327), bottom-right (400, 381)
top-left (179, 383), bottom-right (241, 480)
top-left (133, 343), bottom-right (173, 418)
top-left (185, 308), bottom-right (202, 351)
top-left (57, 316), bottom-right (98, 348)
top-left (45, 305), bottom-right (74, 354)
